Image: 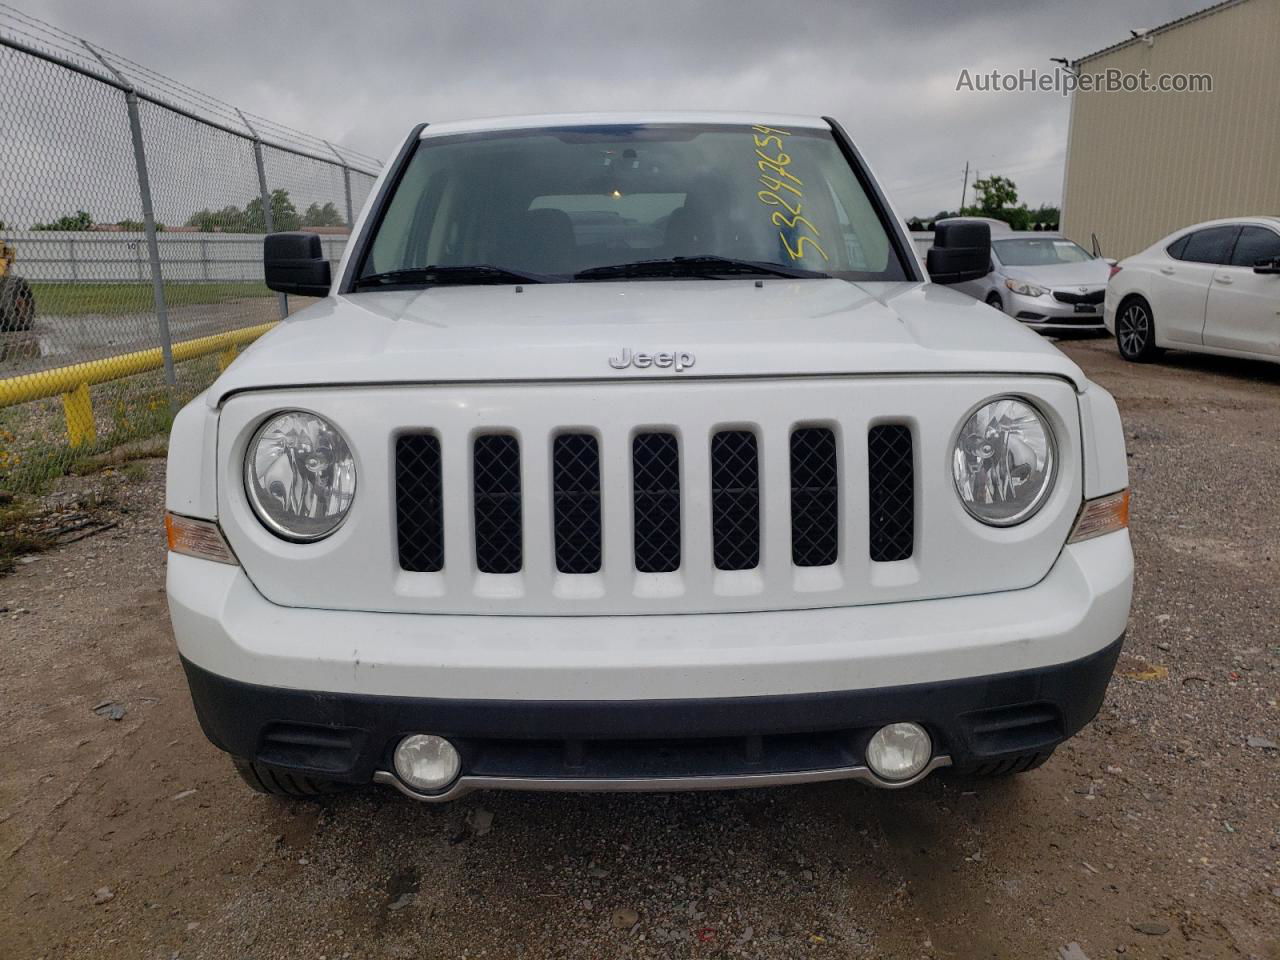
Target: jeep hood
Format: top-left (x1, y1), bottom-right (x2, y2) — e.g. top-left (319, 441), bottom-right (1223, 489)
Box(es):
top-left (209, 279), bottom-right (1087, 404)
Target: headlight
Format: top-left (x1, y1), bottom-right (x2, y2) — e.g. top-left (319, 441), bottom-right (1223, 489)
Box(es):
top-left (245, 411), bottom-right (356, 541)
top-left (952, 398), bottom-right (1055, 526)
top-left (1004, 278), bottom-right (1048, 297)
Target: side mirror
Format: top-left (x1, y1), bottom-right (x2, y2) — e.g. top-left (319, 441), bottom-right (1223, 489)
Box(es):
top-left (1253, 257), bottom-right (1280, 275)
top-left (926, 221), bottom-right (991, 285)
top-left (264, 232), bottom-right (331, 296)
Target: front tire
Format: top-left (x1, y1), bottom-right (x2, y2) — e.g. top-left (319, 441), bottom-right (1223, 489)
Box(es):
top-left (984, 292), bottom-right (1004, 313)
top-left (232, 757), bottom-right (348, 798)
top-left (1115, 296), bottom-right (1161, 362)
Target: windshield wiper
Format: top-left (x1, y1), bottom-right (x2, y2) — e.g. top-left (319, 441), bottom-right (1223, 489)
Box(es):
top-left (574, 255), bottom-right (829, 281)
top-left (353, 264), bottom-right (552, 288)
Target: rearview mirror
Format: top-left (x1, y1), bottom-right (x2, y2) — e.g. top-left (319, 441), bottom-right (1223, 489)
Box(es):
top-left (1253, 257), bottom-right (1280, 275)
top-left (926, 221), bottom-right (992, 285)
top-left (264, 232), bottom-right (331, 297)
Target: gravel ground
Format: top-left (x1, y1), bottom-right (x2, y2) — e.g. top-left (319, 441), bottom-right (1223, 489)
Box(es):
top-left (1, 337), bottom-right (1277, 960)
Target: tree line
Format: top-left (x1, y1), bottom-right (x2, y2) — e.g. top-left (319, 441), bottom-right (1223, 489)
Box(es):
top-left (17, 191), bottom-right (344, 233)
top-left (908, 175), bottom-right (1060, 232)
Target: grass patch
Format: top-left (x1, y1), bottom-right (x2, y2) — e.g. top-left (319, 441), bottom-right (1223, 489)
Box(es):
top-left (0, 499), bottom-right (52, 575)
top-left (2, 411), bottom-right (173, 494)
top-left (29, 282), bottom-right (273, 317)
top-left (0, 352), bottom-right (213, 495)
top-left (70, 438), bottom-right (168, 477)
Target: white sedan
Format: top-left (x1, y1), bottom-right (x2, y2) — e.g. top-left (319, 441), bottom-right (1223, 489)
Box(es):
top-left (1106, 217), bottom-right (1280, 364)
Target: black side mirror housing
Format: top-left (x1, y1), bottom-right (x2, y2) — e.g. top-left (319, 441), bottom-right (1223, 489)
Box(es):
top-left (264, 232), bottom-right (332, 296)
top-left (926, 221), bottom-right (992, 285)
top-left (1253, 257), bottom-right (1280, 275)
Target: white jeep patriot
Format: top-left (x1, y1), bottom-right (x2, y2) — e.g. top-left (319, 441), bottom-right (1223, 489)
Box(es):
top-left (165, 113), bottom-right (1132, 802)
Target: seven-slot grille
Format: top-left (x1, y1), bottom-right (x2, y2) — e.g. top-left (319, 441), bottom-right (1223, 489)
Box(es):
top-left (394, 426), bottom-right (915, 575)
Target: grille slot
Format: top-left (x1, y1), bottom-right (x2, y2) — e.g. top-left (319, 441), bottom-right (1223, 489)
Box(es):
top-left (632, 432), bottom-right (681, 573)
top-left (473, 434), bottom-right (523, 574)
top-left (1052, 288), bottom-right (1104, 306)
top-left (868, 425), bottom-right (914, 561)
top-left (710, 430), bottom-right (761, 571)
top-left (395, 434), bottom-right (444, 572)
top-left (790, 427), bottom-right (839, 566)
top-left (553, 434), bottom-right (602, 574)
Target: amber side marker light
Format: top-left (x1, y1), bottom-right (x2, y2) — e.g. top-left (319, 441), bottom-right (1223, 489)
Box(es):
top-left (1067, 489), bottom-right (1130, 543)
top-left (165, 512), bottom-right (238, 565)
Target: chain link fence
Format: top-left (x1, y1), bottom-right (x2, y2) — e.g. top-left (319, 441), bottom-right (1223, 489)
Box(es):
top-left (0, 5), bottom-right (380, 494)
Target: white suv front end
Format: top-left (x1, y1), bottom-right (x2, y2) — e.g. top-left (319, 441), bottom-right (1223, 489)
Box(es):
top-left (166, 113), bottom-right (1132, 801)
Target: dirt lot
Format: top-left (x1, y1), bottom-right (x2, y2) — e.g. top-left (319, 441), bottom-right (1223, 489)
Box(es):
top-left (1, 337), bottom-right (1277, 960)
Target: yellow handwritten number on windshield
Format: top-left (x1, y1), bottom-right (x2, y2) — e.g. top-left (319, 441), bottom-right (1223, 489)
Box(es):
top-left (751, 125), bottom-right (829, 263)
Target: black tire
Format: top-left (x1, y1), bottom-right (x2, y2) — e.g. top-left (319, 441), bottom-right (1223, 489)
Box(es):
top-left (984, 292), bottom-right (1004, 313)
top-left (232, 756), bottom-right (348, 798)
top-left (1115, 296), bottom-right (1161, 362)
top-left (0, 278), bottom-right (35, 333)
top-left (949, 750), bottom-right (1053, 778)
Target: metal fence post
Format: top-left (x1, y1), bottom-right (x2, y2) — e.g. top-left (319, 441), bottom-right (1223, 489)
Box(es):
top-left (239, 109), bottom-right (288, 319)
top-left (342, 167), bottom-right (354, 230)
top-left (125, 90), bottom-right (177, 395)
top-left (83, 40), bottom-right (177, 398)
top-left (325, 140), bottom-right (355, 228)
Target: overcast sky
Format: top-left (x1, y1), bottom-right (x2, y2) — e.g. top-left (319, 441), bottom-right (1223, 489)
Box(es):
top-left (16, 0), bottom-right (1210, 218)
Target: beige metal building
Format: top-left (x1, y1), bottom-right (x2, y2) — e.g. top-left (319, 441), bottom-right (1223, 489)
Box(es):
top-left (1061, 0), bottom-right (1280, 258)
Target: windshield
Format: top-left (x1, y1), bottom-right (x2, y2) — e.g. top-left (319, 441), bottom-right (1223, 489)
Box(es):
top-left (356, 123), bottom-right (910, 285)
top-left (993, 237), bottom-right (1094, 267)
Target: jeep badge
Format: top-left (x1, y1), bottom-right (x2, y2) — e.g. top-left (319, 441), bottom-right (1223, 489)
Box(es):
top-left (608, 348), bottom-right (696, 372)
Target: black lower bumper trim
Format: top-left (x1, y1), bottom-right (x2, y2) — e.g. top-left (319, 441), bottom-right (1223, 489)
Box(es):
top-left (181, 635), bottom-right (1123, 785)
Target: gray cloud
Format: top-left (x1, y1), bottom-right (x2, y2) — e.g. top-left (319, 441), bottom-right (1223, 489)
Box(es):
top-left (14, 0), bottom-right (1211, 220)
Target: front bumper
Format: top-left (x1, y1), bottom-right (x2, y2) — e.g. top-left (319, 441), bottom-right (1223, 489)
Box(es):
top-left (183, 634), bottom-right (1121, 798)
top-left (1006, 289), bottom-right (1106, 331)
top-left (170, 531), bottom-right (1132, 795)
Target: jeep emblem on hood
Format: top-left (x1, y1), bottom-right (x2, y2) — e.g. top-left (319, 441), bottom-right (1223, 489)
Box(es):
top-left (608, 348), bottom-right (696, 372)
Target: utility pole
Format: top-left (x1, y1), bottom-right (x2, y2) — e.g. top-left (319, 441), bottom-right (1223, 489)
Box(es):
top-left (959, 161), bottom-right (970, 212)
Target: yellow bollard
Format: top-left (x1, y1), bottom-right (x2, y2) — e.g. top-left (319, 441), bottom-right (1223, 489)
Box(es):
top-left (217, 344), bottom-right (239, 371)
top-left (61, 382), bottom-right (96, 448)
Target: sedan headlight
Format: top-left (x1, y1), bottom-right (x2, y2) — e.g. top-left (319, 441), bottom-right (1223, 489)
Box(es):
top-left (245, 411), bottom-right (356, 541)
top-left (1004, 278), bottom-right (1048, 297)
top-left (952, 398), bottom-right (1055, 526)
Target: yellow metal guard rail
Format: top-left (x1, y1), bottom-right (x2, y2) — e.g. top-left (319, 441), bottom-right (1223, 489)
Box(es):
top-left (0, 321), bottom-right (276, 447)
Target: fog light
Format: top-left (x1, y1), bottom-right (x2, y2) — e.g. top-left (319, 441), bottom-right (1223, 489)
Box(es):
top-left (393, 735), bottom-right (461, 793)
top-left (866, 722), bottom-right (932, 782)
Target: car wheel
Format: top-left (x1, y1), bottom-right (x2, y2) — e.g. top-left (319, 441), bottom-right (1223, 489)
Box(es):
top-left (232, 756), bottom-right (349, 798)
top-left (984, 292), bottom-right (1004, 312)
top-left (1115, 296), bottom-right (1161, 362)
